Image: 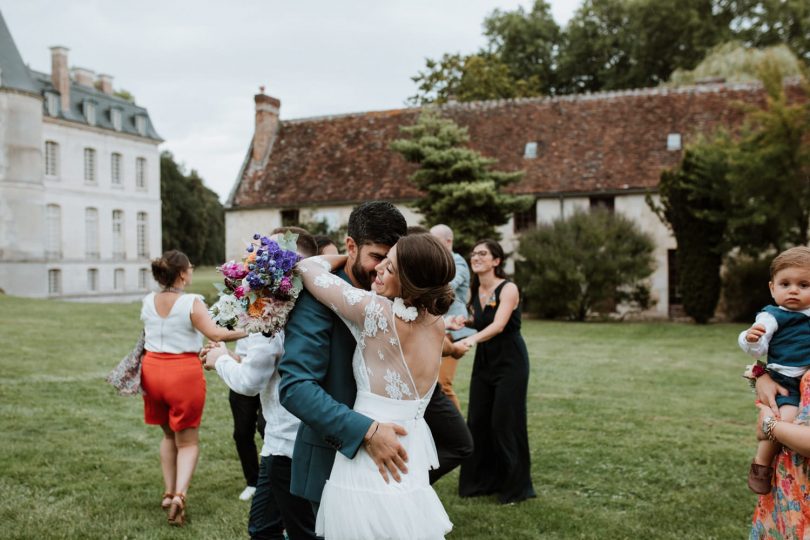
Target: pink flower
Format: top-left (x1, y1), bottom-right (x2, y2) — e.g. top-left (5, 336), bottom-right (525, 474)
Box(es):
top-left (279, 276), bottom-right (292, 294)
top-left (220, 261), bottom-right (248, 279)
top-left (234, 286), bottom-right (246, 299)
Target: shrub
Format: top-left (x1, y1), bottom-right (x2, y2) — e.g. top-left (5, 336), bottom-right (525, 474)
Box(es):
top-left (721, 254), bottom-right (773, 322)
top-left (516, 209), bottom-right (656, 321)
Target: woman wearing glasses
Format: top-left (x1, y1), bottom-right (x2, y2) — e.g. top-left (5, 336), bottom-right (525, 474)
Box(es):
top-left (457, 239), bottom-right (536, 505)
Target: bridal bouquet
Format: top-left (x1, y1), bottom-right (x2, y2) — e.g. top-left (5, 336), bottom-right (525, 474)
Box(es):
top-left (210, 232), bottom-right (303, 336)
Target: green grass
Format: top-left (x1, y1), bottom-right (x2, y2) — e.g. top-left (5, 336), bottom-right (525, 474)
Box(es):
top-left (0, 292), bottom-right (758, 539)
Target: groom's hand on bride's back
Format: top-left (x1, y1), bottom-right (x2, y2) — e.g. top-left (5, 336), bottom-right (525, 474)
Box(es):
top-left (363, 421), bottom-right (409, 483)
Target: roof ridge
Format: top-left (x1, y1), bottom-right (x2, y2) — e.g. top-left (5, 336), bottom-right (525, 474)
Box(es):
top-left (281, 78), bottom-right (797, 125)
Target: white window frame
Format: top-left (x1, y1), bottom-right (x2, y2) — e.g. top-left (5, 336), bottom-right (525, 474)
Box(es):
top-left (87, 268), bottom-right (98, 292)
top-left (114, 268), bottom-right (125, 291)
top-left (135, 115), bottom-right (147, 136)
top-left (112, 209), bottom-right (125, 260)
top-left (85, 207), bottom-right (99, 259)
top-left (111, 108), bottom-right (122, 131)
top-left (667, 133), bottom-right (682, 151)
top-left (45, 204), bottom-right (62, 259)
top-left (46, 93), bottom-right (59, 117)
top-left (111, 153), bottom-right (123, 187)
top-left (137, 212), bottom-right (149, 258)
top-left (135, 157), bottom-right (147, 190)
top-left (48, 269), bottom-right (62, 295)
top-left (84, 148), bottom-right (97, 184)
top-left (84, 101), bottom-right (96, 125)
top-left (45, 141), bottom-right (59, 177)
top-left (138, 268), bottom-right (150, 289)
top-left (524, 141), bottom-right (538, 159)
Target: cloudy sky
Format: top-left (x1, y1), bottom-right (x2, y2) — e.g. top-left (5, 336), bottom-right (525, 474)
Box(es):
top-left (1, 1), bottom-right (578, 201)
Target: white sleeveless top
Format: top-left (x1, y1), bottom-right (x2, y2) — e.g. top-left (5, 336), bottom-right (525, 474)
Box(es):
top-left (140, 292), bottom-right (204, 354)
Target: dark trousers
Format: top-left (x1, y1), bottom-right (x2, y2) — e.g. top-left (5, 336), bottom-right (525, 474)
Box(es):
top-left (249, 454), bottom-right (316, 540)
top-left (425, 382), bottom-right (474, 484)
top-left (229, 390), bottom-right (266, 487)
top-left (459, 347), bottom-right (535, 504)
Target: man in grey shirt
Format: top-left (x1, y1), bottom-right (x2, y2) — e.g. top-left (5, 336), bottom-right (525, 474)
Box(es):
top-left (431, 224), bottom-right (475, 410)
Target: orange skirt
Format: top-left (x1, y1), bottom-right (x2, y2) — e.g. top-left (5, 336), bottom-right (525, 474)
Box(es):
top-left (141, 351), bottom-right (206, 431)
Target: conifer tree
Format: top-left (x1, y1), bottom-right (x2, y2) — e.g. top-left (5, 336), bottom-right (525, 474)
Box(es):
top-left (390, 109), bottom-right (532, 254)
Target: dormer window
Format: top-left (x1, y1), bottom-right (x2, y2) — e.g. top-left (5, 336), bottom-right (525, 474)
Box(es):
top-left (45, 93), bottom-right (60, 117)
top-left (667, 133), bottom-right (682, 151)
top-left (110, 108), bottom-right (122, 131)
top-left (135, 115), bottom-right (147, 136)
top-left (524, 141), bottom-right (538, 159)
top-left (84, 101), bottom-right (96, 126)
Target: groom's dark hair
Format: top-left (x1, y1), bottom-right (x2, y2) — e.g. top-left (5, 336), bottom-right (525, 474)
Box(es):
top-left (347, 201), bottom-right (407, 247)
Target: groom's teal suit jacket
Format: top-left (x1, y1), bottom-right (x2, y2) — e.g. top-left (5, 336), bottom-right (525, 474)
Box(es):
top-left (278, 268), bottom-right (373, 503)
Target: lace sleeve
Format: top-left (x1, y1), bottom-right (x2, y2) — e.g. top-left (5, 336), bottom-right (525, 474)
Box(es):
top-left (298, 257), bottom-right (421, 400)
top-left (298, 257), bottom-right (377, 336)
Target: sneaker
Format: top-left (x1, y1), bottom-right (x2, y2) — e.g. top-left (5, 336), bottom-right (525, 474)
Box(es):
top-left (239, 486), bottom-right (256, 501)
top-left (748, 462), bottom-right (774, 494)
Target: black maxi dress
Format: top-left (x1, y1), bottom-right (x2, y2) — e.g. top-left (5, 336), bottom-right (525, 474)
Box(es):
top-left (458, 280), bottom-right (536, 504)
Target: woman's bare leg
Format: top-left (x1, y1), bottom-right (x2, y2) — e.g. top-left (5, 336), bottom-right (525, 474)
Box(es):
top-left (160, 424), bottom-right (178, 498)
top-left (173, 427), bottom-right (200, 496)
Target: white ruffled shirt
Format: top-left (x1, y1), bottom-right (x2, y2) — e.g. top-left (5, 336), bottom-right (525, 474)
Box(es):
top-left (215, 332), bottom-right (299, 458)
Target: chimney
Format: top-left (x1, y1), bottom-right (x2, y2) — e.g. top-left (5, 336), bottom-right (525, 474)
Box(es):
top-left (97, 73), bottom-right (113, 95)
top-left (71, 67), bottom-right (95, 88)
top-left (50, 46), bottom-right (70, 113)
top-left (252, 87), bottom-right (281, 163)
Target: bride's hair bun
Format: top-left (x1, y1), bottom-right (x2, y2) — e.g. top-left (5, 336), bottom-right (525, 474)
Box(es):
top-left (396, 234), bottom-right (455, 316)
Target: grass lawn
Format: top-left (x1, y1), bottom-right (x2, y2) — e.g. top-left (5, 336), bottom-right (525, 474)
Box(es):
top-left (0, 278), bottom-right (759, 539)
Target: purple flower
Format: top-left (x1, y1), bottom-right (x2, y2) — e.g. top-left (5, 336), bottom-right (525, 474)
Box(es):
top-left (246, 272), bottom-right (265, 289)
top-left (279, 276), bottom-right (292, 294)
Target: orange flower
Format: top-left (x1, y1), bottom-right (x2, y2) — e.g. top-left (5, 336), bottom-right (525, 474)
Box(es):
top-left (248, 298), bottom-right (267, 317)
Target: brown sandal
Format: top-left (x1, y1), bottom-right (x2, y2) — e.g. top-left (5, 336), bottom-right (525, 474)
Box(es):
top-left (167, 493), bottom-right (186, 526)
top-left (161, 492), bottom-right (174, 510)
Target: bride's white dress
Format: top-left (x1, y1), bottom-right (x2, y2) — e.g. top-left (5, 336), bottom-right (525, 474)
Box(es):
top-left (299, 257), bottom-right (453, 540)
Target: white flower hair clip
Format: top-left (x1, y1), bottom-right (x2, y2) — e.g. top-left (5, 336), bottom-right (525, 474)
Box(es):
top-left (392, 297), bottom-right (418, 322)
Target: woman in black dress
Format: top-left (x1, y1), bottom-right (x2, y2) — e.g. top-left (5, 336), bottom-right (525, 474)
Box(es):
top-left (458, 239), bottom-right (536, 504)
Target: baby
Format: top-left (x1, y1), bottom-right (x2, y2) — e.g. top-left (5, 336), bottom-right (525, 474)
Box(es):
top-left (740, 246), bottom-right (810, 494)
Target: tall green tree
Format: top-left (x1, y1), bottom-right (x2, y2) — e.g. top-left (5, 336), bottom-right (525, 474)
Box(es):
top-left (730, 0), bottom-right (810, 63)
top-left (160, 151), bottom-right (224, 265)
top-left (409, 53), bottom-right (540, 106)
top-left (650, 137), bottom-right (731, 323)
top-left (390, 109), bottom-right (532, 254)
top-left (557, 0), bottom-right (731, 93)
top-left (409, 0), bottom-right (557, 104)
top-left (481, 0), bottom-right (561, 93)
top-left (724, 64), bottom-right (810, 254)
top-left (409, 0), bottom-right (807, 102)
top-left (516, 209), bottom-right (656, 321)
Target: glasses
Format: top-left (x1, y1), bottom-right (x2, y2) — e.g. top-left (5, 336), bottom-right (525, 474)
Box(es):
top-left (470, 250), bottom-right (490, 258)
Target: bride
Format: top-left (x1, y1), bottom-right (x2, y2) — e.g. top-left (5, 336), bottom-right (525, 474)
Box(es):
top-left (297, 232), bottom-right (454, 540)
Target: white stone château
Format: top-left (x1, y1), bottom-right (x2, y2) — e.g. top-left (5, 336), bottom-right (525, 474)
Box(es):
top-left (0, 11), bottom-right (162, 300)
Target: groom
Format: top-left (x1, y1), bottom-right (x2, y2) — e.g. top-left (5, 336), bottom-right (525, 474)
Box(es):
top-left (279, 201), bottom-right (473, 522)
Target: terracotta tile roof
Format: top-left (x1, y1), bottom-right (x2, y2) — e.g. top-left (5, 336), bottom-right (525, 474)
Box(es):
top-left (229, 81), bottom-right (799, 209)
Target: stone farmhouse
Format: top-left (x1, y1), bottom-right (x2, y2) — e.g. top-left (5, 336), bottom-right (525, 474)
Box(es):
top-left (0, 11), bottom-right (162, 300)
top-left (225, 80), bottom-right (790, 318)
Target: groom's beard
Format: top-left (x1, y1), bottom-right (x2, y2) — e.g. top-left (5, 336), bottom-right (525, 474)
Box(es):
top-left (351, 258), bottom-right (376, 292)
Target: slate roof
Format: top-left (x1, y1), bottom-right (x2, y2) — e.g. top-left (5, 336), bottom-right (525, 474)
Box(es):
top-left (30, 70), bottom-right (162, 141)
top-left (0, 10), bottom-right (38, 94)
top-left (229, 81), bottom-right (795, 210)
top-left (0, 8), bottom-right (161, 141)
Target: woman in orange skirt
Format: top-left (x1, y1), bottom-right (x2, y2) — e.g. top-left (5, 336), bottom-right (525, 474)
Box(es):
top-left (141, 250), bottom-right (246, 526)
